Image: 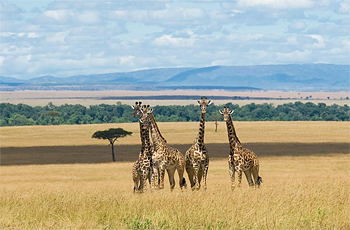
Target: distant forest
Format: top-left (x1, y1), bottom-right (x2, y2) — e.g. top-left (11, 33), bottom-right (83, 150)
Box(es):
top-left (0, 102), bottom-right (349, 126)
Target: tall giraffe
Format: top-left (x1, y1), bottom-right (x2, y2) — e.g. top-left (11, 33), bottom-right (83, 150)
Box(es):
top-left (134, 106), bottom-right (154, 192)
top-left (148, 108), bottom-right (187, 190)
top-left (131, 102), bottom-right (152, 192)
top-left (185, 97), bottom-right (211, 190)
top-left (219, 106), bottom-right (262, 190)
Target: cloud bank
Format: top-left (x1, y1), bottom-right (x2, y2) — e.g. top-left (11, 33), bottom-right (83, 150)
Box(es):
top-left (0, 0), bottom-right (349, 78)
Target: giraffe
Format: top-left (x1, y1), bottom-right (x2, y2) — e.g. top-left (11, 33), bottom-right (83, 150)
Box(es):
top-left (185, 97), bottom-right (211, 190)
top-left (148, 108), bottom-right (187, 190)
top-left (219, 106), bottom-right (262, 190)
top-left (131, 102), bottom-right (152, 192)
top-left (133, 105), bottom-right (154, 192)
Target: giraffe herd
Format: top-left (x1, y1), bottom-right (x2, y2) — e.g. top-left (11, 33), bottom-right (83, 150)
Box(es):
top-left (132, 98), bottom-right (262, 192)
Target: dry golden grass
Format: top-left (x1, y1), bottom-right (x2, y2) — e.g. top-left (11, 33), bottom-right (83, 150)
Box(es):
top-left (1, 155), bottom-right (349, 229)
top-left (1, 121), bottom-right (349, 148)
top-left (0, 121), bottom-right (349, 229)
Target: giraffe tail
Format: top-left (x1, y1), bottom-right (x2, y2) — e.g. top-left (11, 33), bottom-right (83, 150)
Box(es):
top-left (257, 176), bottom-right (262, 186)
top-left (182, 178), bottom-right (187, 188)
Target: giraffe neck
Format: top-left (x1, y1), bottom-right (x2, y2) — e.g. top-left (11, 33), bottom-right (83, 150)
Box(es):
top-left (139, 121), bottom-right (145, 153)
top-left (225, 115), bottom-right (242, 154)
top-left (150, 113), bottom-right (167, 150)
top-left (140, 122), bottom-right (152, 158)
top-left (196, 112), bottom-right (206, 147)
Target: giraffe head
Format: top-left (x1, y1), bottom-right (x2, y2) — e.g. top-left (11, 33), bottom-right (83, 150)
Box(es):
top-left (131, 101), bottom-right (143, 118)
top-left (139, 105), bottom-right (153, 129)
top-left (197, 97), bottom-right (212, 114)
top-left (219, 106), bottom-right (234, 121)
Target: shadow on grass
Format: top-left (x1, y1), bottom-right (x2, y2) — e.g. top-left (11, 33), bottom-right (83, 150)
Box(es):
top-left (1, 143), bottom-right (349, 166)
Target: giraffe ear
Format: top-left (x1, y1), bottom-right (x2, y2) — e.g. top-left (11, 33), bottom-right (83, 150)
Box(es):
top-left (131, 105), bottom-right (135, 109)
top-left (230, 110), bottom-right (234, 114)
top-left (197, 101), bottom-right (200, 105)
top-left (219, 110), bottom-right (223, 114)
top-left (149, 108), bottom-right (153, 113)
top-left (208, 100), bottom-right (212, 105)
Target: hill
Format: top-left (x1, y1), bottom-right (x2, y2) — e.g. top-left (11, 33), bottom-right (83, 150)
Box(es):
top-left (0, 64), bottom-right (348, 91)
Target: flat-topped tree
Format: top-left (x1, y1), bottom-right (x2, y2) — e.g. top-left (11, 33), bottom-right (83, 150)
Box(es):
top-left (92, 128), bottom-right (132, 162)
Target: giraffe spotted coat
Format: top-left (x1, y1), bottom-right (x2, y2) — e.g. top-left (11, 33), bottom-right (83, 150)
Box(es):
top-left (220, 107), bottom-right (262, 189)
top-left (185, 97), bottom-right (211, 190)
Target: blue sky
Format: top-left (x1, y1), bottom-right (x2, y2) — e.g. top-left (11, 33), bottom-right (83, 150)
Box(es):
top-left (1, 0), bottom-right (349, 79)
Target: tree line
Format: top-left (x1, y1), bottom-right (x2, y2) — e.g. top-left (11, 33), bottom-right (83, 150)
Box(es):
top-left (0, 101), bottom-right (349, 126)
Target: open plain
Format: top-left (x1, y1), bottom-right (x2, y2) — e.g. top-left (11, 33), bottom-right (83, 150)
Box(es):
top-left (1, 90), bottom-right (349, 106)
top-left (1, 121), bottom-right (349, 229)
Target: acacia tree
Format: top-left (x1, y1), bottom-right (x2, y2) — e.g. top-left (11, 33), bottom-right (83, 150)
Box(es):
top-left (209, 114), bottom-right (222, 132)
top-left (92, 128), bottom-right (132, 162)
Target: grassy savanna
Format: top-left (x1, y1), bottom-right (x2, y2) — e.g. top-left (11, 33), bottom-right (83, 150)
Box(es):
top-left (1, 155), bottom-right (349, 229)
top-left (1, 121), bottom-right (349, 148)
top-left (1, 121), bottom-right (349, 229)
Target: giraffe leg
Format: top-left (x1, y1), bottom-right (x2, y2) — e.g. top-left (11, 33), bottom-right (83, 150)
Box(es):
top-left (132, 162), bottom-right (140, 193)
top-left (198, 166), bottom-right (203, 185)
top-left (167, 168), bottom-right (176, 191)
top-left (139, 174), bottom-right (145, 193)
top-left (202, 161), bottom-right (209, 190)
top-left (151, 166), bottom-right (159, 190)
top-left (178, 162), bottom-right (187, 190)
top-left (133, 176), bottom-right (139, 193)
top-left (193, 163), bottom-right (200, 190)
top-left (244, 169), bottom-right (254, 187)
top-left (141, 168), bottom-right (150, 192)
top-left (159, 166), bottom-right (166, 190)
top-left (228, 162), bottom-right (235, 190)
top-left (147, 168), bottom-right (152, 188)
top-left (252, 165), bottom-right (261, 188)
top-left (237, 169), bottom-right (243, 188)
top-left (186, 163), bottom-right (195, 188)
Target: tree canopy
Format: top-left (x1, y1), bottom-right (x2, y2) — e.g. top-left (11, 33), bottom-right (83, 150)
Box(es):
top-left (92, 128), bottom-right (132, 142)
top-left (0, 101), bottom-right (349, 127)
top-left (92, 128), bottom-right (132, 162)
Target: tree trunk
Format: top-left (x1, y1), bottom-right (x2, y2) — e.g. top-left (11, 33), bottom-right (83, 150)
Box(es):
top-left (215, 121), bottom-right (218, 132)
top-left (111, 143), bottom-right (115, 162)
top-left (109, 139), bottom-right (116, 162)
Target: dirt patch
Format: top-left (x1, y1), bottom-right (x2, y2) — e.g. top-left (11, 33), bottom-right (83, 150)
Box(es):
top-left (1, 142), bottom-right (349, 166)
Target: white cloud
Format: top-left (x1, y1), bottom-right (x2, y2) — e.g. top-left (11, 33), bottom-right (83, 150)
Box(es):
top-left (27, 32), bottom-right (40, 38)
top-left (43, 9), bottom-right (72, 22)
top-left (119, 55), bottom-right (135, 65)
top-left (75, 11), bottom-right (101, 24)
top-left (307, 35), bottom-right (326, 49)
top-left (46, 31), bottom-right (69, 43)
top-left (0, 2), bottom-right (24, 21)
top-left (108, 6), bottom-right (207, 27)
top-left (0, 1), bottom-right (348, 78)
top-left (288, 21), bottom-right (307, 31)
top-left (1, 45), bottom-right (32, 55)
top-left (276, 50), bottom-right (311, 62)
top-left (338, 1), bottom-right (350, 14)
top-left (0, 55), bottom-right (5, 66)
top-left (237, 0), bottom-right (314, 9)
top-left (153, 34), bottom-right (195, 47)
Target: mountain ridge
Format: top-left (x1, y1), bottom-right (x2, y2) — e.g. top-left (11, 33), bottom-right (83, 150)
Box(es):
top-left (0, 64), bottom-right (348, 91)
